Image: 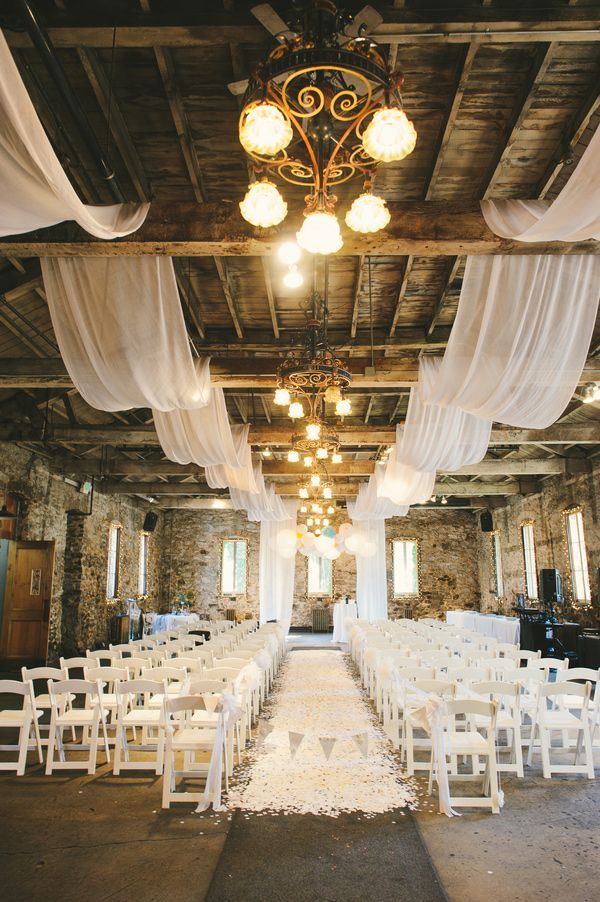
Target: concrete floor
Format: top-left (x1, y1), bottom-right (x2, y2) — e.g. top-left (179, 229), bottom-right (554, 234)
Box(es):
top-left (1, 637), bottom-right (599, 902)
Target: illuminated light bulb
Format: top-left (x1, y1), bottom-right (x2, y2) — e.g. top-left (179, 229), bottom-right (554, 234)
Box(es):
top-left (307, 518), bottom-right (314, 527)
top-left (345, 192), bottom-right (391, 234)
top-left (336, 397), bottom-right (352, 417)
top-left (315, 505), bottom-right (323, 515)
top-left (212, 499), bottom-right (227, 509)
top-left (383, 446), bottom-right (393, 455)
top-left (311, 503), bottom-right (320, 513)
top-left (327, 505), bottom-right (335, 515)
top-left (324, 385), bottom-right (342, 404)
top-left (306, 421), bottom-right (321, 441)
top-left (239, 101), bottom-right (292, 156)
top-left (315, 518), bottom-right (321, 526)
top-left (316, 447), bottom-right (328, 460)
top-left (274, 387), bottom-right (290, 406)
top-left (262, 448), bottom-right (273, 459)
top-left (441, 496), bottom-right (448, 505)
top-left (323, 486), bottom-right (333, 500)
top-left (239, 179), bottom-right (287, 228)
top-left (278, 241), bottom-right (301, 266)
top-left (299, 486), bottom-right (309, 499)
top-left (362, 107), bottom-right (417, 163)
top-left (296, 210), bottom-right (343, 255)
top-left (287, 449), bottom-right (300, 463)
top-left (430, 495), bottom-right (436, 502)
top-left (310, 473), bottom-right (321, 487)
top-left (303, 456), bottom-right (313, 468)
top-left (283, 265), bottom-right (303, 289)
top-left (300, 505), bottom-right (308, 513)
top-left (288, 400), bottom-right (304, 419)
top-left (315, 528), bottom-right (321, 536)
top-left (323, 518), bottom-right (330, 527)
top-left (331, 452), bottom-right (342, 464)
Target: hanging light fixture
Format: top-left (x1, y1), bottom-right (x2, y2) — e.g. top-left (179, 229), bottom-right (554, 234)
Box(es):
top-left (310, 473), bottom-right (321, 488)
top-left (331, 452), bottom-right (342, 464)
top-left (300, 504), bottom-right (308, 513)
top-left (306, 421), bottom-right (322, 441)
top-left (262, 447), bottom-right (272, 458)
top-left (278, 241), bottom-right (302, 266)
top-left (283, 265), bottom-right (303, 288)
top-left (299, 486), bottom-right (309, 499)
top-left (335, 395), bottom-right (352, 417)
top-left (288, 400), bottom-right (305, 419)
top-left (316, 447), bottom-right (328, 460)
top-left (274, 387), bottom-right (291, 407)
top-left (287, 449), bottom-right (300, 463)
top-left (303, 455), bottom-right (313, 468)
top-left (234, 2), bottom-right (416, 253)
top-left (441, 495), bottom-right (448, 505)
top-left (345, 191), bottom-right (391, 234)
top-left (327, 505), bottom-right (335, 515)
top-left (323, 485), bottom-right (333, 500)
top-left (239, 179), bottom-right (287, 228)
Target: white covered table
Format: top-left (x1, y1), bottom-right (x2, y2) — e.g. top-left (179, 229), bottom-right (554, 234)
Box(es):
top-left (446, 610), bottom-right (520, 644)
top-left (150, 612), bottom-right (201, 633)
top-left (332, 601), bottom-right (358, 644)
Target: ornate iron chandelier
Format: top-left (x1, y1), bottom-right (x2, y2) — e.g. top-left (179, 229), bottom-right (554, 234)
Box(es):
top-left (236, 0), bottom-right (417, 253)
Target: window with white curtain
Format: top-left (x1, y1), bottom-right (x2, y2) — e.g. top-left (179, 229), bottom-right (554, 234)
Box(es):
top-left (138, 532), bottom-right (149, 596)
top-left (521, 522), bottom-right (538, 600)
top-left (221, 539), bottom-right (247, 595)
top-left (307, 554), bottom-right (333, 596)
top-left (106, 524), bottom-right (121, 598)
top-left (565, 509), bottom-right (591, 603)
top-left (393, 539), bottom-right (419, 596)
top-left (492, 532), bottom-right (504, 598)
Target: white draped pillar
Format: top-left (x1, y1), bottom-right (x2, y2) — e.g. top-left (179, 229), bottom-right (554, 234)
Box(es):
top-left (353, 519), bottom-right (388, 621)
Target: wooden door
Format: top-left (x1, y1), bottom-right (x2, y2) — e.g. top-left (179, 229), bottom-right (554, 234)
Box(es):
top-left (0, 540), bottom-right (55, 664)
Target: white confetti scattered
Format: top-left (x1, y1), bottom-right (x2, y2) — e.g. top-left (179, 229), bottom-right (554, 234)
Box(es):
top-left (226, 650), bottom-right (419, 817)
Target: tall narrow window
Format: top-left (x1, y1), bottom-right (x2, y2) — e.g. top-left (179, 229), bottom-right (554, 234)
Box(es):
top-left (308, 554), bottom-right (333, 596)
top-left (138, 532), bottom-right (149, 596)
top-left (565, 508), bottom-right (591, 603)
top-left (492, 532), bottom-right (504, 598)
top-left (221, 539), bottom-right (247, 595)
top-left (106, 524), bottom-right (121, 598)
top-left (393, 539), bottom-right (419, 596)
top-left (521, 522), bottom-right (538, 600)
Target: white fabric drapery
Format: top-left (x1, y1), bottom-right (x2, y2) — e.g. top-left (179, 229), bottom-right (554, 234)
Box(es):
top-left (419, 255), bottom-right (600, 428)
top-left (352, 519), bottom-right (388, 621)
top-left (349, 462), bottom-right (409, 520)
top-left (481, 125), bottom-right (600, 242)
top-left (230, 463), bottom-right (290, 521)
top-left (259, 502), bottom-right (298, 634)
top-left (154, 388), bottom-right (245, 468)
top-left (0, 30), bottom-right (148, 238)
top-left (41, 256), bottom-right (211, 412)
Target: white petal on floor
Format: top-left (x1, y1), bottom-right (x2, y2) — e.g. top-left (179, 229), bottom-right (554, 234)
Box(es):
top-left (227, 650), bottom-right (419, 817)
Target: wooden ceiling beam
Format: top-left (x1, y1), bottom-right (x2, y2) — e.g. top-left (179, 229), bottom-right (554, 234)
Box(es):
top-left (261, 258), bottom-right (280, 339)
top-left (173, 259), bottom-right (206, 341)
top-left (350, 255), bottom-right (365, 339)
top-left (425, 256), bottom-right (462, 337)
top-left (537, 84), bottom-right (600, 198)
top-left (1, 423), bottom-right (598, 447)
top-left (1, 202), bottom-right (596, 258)
top-left (388, 255), bottom-right (414, 338)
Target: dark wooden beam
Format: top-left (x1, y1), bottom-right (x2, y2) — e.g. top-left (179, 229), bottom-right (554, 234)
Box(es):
top-left (350, 255), bottom-right (365, 339)
top-left (426, 256), bottom-right (462, 337)
top-left (1, 202), bottom-right (596, 258)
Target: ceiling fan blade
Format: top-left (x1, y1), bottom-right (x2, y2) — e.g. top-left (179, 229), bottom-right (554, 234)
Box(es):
top-left (251, 4), bottom-right (296, 42)
top-left (346, 5), bottom-right (384, 37)
top-left (228, 79), bottom-right (249, 96)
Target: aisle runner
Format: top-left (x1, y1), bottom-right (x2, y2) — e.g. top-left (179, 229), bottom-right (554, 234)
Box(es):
top-left (227, 650), bottom-right (418, 816)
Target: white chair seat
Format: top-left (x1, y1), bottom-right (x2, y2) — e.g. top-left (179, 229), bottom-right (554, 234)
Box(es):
top-left (473, 711), bottom-right (514, 729)
top-left (447, 731), bottom-right (489, 754)
top-left (56, 709), bottom-right (100, 726)
top-left (32, 692), bottom-right (75, 708)
top-left (190, 711), bottom-right (219, 726)
top-left (123, 709), bottom-right (162, 726)
top-left (171, 727), bottom-right (218, 750)
top-left (148, 686), bottom-right (183, 707)
top-left (91, 694), bottom-right (118, 708)
top-left (0, 709), bottom-right (42, 726)
top-left (542, 710), bottom-right (583, 730)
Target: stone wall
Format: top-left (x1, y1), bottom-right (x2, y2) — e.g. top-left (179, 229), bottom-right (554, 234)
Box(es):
top-left (0, 443), bottom-right (164, 659)
top-left (161, 507), bottom-right (481, 627)
top-left (476, 462), bottom-right (600, 619)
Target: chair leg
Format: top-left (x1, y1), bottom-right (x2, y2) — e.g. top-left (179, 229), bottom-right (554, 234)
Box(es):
top-left (582, 722), bottom-right (595, 780)
top-left (162, 747), bottom-right (172, 808)
top-left (31, 709), bottom-right (43, 763)
top-left (539, 727), bottom-right (551, 779)
top-left (16, 721), bottom-right (30, 776)
top-left (488, 752), bottom-right (500, 815)
top-left (88, 725), bottom-right (98, 775)
top-left (113, 721), bottom-right (123, 775)
top-left (45, 713), bottom-right (57, 775)
top-left (514, 724), bottom-right (524, 779)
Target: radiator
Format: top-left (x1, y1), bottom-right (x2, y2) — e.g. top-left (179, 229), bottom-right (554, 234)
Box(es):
top-left (312, 606), bottom-right (331, 633)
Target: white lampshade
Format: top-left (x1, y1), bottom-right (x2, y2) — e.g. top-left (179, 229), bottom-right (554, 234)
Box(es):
top-left (278, 241), bottom-right (301, 265)
top-left (306, 422), bottom-right (321, 441)
top-left (296, 211), bottom-right (343, 255)
top-left (316, 447), bottom-right (328, 459)
top-left (323, 486), bottom-right (332, 499)
top-left (299, 486), bottom-right (309, 499)
top-left (274, 387), bottom-right (290, 406)
top-left (362, 108), bottom-right (417, 163)
top-left (327, 505), bottom-right (335, 514)
top-left (335, 397), bottom-right (352, 417)
top-left (303, 455), bottom-right (313, 468)
top-left (287, 449), bottom-right (300, 463)
top-left (300, 505), bottom-right (308, 513)
top-left (331, 452), bottom-right (342, 464)
top-left (239, 102), bottom-right (292, 157)
top-left (283, 265), bottom-right (303, 288)
top-left (310, 473), bottom-right (321, 487)
top-left (262, 447), bottom-right (272, 458)
top-left (345, 192), bottom-right (391, 234)
top-left (289, 401), bottom-right (305, 419)
top-left (239, 180), bottom-right (287, 228)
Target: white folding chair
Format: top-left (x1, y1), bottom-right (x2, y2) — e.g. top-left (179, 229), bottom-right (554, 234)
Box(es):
top-left (527, 682), bottom-right (595, 779)
top-left (404, 680), bottom-right (456, 776)
top-left (86, 649), bottom-right (120, 666)
top-left (22, 665), bottom-right (68, 750)
top-left (46, 679), bottom-right (110, 774)
top-left (84, 665), bottom-right (130, 740)
top-left (113, 678), bottom-right (167, 775)
top-left (0, 680), bottom-right (42, 773)
top-left (141, 666), bottom-right (187, 707)
top-left (471, 680), bottom-right (524, 777)
top-left (556, 667), bottom-right (600, 747)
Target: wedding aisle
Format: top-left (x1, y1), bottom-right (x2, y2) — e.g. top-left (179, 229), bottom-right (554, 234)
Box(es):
top-left (227, 648), bottom-right (418, 816)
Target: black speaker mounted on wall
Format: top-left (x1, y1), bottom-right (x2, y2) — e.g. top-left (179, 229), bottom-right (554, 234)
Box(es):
top-left (143, 511), bottom-right (158, 533)
top-left (480, 511), bottom-right (494, 532)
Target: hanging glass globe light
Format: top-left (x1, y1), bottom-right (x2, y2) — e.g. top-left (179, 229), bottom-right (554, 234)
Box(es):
top-left (299, 486), bottom-right (309, 499)
top-left (335, 397), bottom-right (352, 417)
top-left (287, 449), bottom-right (300, 463)
top-left (278, 241), bottom-right (302, 265)
top-left (303, 455), bottom-right (313, 468)
top-left (239, 179), bottom-right (287, 227)
top-left (239, 101), bottom-right (293, 157)
top-left (306, 421), bottom-right (321, 441)
top-left (283, 265), bottom-right (303, 288)
top-left (274, 387), bottom-right (291, 406)
top-left (288, 400), bottom-right (305, 419)
top-left (323, 485), bottom-right (333, 499)
top-left (331, 452), bottom-right (342, 464)
top-left (296, 210), bottom-right (343, 255)
top-left (310, 473), bottom-right (321, 487)
top-left (316, 447), bottom-right (328, 460)
top-left (345, 192), bottom-right (391, 234)
top-left (362, 108), bottom-right (417, 163)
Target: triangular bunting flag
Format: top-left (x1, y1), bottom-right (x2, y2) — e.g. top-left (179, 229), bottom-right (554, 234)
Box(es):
top-left (352, 731), bottom-right (369, 758)
top-left (256, 720), bottom-right (275, 746)
top-left (319, 736), bottom-right (337, 761)
top-left (288, 731), bottom-right (305, 758)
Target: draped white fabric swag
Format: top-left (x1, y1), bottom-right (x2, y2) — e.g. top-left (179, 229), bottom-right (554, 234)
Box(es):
top-left (259, 502), bottom-right (298, 634)
top-left (481, 125), bottom-right (600, 242)
top-left (230, 465), bottom-right (289, 521)
top-left (154, 388), bottom-right (245, 468)
top-left (41, 256), bottom-right (211, 412)
top-left (0, 30), bottom-right (148, 238)
top-left (420, 254), bottom-right (600, 429)
top-left (352, 519), bottom-right (388, 621)
top-left (350, 462), bottom-right (409, 520)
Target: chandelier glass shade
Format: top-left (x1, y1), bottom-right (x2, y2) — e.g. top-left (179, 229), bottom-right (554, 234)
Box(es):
top-left (345, 192), bottom-right (391, 234)
top-left (239, 179), bottom-right (287, 228)
top-left (235, 1), bottom-right (416, 252)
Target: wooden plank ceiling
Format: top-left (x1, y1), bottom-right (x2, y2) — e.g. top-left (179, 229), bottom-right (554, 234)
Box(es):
top-left (0, 0), bottom-right (599, 509)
